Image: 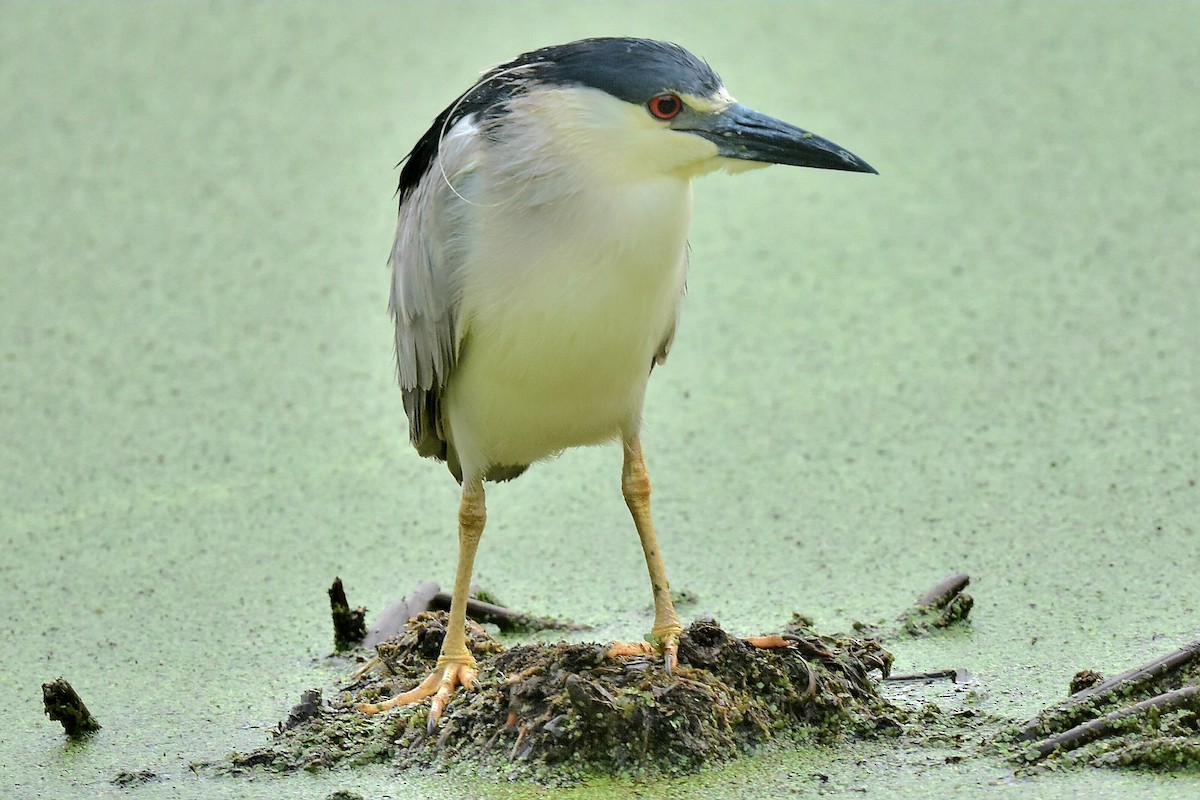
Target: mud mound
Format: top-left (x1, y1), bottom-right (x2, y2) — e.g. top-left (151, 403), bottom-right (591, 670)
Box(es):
top-left (230, 613), bottom-right (899, 782)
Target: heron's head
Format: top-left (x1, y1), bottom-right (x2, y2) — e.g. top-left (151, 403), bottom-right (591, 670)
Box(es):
top-left (470, 38), bottom-right (877, 183)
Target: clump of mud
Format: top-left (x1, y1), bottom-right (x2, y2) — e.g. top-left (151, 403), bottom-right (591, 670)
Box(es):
top-left (42, 677), bottom-right (101, 737)
top-left (229, 613), bottom-right (899, 782)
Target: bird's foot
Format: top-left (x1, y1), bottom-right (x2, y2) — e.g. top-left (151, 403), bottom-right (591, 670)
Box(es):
top-left (606, 623), bottom-right (682, 673)
top-left (356, 653), bottom-right (479, 729)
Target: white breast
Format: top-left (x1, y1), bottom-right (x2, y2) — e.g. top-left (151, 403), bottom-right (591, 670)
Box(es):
top-left (443, 176), bottom-right (692, 477)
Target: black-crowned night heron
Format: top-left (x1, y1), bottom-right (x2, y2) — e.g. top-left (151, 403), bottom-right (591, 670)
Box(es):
top-left (359, 37), bottom-right (875, 725)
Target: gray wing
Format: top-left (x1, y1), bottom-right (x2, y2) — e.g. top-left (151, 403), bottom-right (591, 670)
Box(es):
top-left (389, 119), bottom-right (480, 470)
top-left (653, 246), bottom-right (689, 368)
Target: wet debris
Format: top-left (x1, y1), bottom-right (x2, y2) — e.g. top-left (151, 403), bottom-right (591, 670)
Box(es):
top-left (998, 639), bottom-right (1200, 771)
top-left (42, 677), bottom-right (100, 737)
top-left (111, 769), bottom-right (161, 787)
top-left (280, 689), bottom-right (326, 733)
top-left (374, 613), bottom-right (504, 676)
top-left (357, 580), bottom-right (584, 649)
top-left (901, 572), bottom-right (974, 636)
top-left (851, 572), bottom-right (974, 641)
top-left (1069, 669), bottom-right (1104, 696)
top-left (230, 613), bottom-right (898, 782)
top-left (329, 577), bottom-right (368, 652)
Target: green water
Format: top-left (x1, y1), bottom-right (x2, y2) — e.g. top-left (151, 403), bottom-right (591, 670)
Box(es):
top-left (2, 2), bottom-right (1197, 798)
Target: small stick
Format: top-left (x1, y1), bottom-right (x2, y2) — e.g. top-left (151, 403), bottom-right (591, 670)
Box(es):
top-left (429, 591), bottom-right (584, 632)
top-left (42, 678), bottom-right (101, 736)
top-left (361, 582), bottom-right (584, 648)
top-left (362, 581), bottom-right (441, 648)
top-left (1068, 640), bottom-right (1200, 703)
top-left (917, 573), bottom-right (970, 608)
top-left (884, 669), bottom-right (960, 683)
top-left (1024, 686), bottom-right (1200, 762)
top-left (1009, 639), bottom-right (1200, 744)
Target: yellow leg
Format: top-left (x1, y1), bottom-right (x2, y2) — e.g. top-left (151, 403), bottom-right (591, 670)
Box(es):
top-left (608, 436), bottom-right (682, 671)
top-left (358, 479), bottom-right (486, 727)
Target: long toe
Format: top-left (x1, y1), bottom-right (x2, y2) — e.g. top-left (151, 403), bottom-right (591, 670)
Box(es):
top-left (356, 670), bottom-right (440, 715)
top-left (427, 660), bottom-right (479, 731)
top-left (605, 640), bottom-right (655, 659)
top-left (356, 655), bottom-right (479, 723)
top-left (743, 633), bottom-right (792, 649)
top-left (661, 631), bottom-right (679, 674)
top-left (606, 627), bottom-right (681, 673)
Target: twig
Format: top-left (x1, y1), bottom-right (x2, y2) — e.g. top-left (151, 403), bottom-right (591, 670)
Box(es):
top-left (362, 581), bottom-right (441, 648)
top-left (1069, 640), bottom-right (1200, 703)
top-left (884, 669), bottom-right (960, 683)
top-left (917, 573), bottom-right (970, 608)
top-left (429, 591), bottom-right (585, 632)
top-left (361, 582), bottom-right (585, 647)
top-left (1023, 686), bottom-right (1200, 762)
top-left (1009, 639), bottom-right (1200, 744)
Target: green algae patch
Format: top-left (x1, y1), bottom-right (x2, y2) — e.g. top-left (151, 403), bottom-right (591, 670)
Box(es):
top-left (997, 640), bottom-right (1200, 772)
top-left (225, 613), bottom-right (899, 783)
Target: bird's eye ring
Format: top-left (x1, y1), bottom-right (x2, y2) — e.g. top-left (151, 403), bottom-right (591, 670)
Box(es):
top-left (647, 93), bottom-right (684, 120)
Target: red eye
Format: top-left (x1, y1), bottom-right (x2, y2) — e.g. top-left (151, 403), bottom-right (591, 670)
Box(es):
top-left (647, 93), bottom-right (683, 120)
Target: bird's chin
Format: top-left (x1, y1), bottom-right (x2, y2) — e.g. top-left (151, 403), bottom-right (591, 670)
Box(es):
top-left (715, 157), bottom-right (773, 175)
top-left (675, 156), bottom-right (770, 179)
